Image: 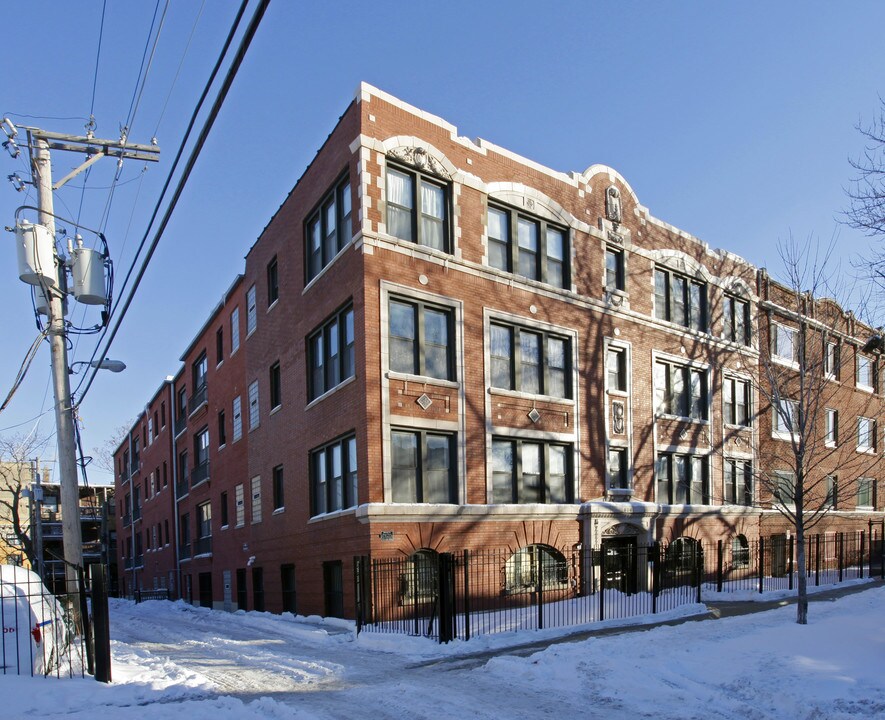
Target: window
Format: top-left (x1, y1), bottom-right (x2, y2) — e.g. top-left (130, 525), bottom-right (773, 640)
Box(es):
top-left (824, 340), bottom-right (839, 378)
top-left (269, 362), bottom-right (282, 410)
top-left (246, 285), bottom-right (257, 335)
top-left (857, 478), bottom-right (875, 508)
top-left (724, 459), bottom-right (752, 506)
top-left (722, 295), bottom-right (751, 345)
top-left (773, 398), bottom-right (799, 437)
top-left (218, 410), bottom-right (226, 447)
top-left (176, 387), bottom-right (187, 423)
top-left (305, 176), bottom-right (352, 282)
top-left (248, 381), bottom-right (259, 430)
top-left (654, 266), bottom-right (707, 331)
top-left (386, 164), bottom-right (448, 252)
top-left (607, 447), bottom-right (629, 490)
top-left (389, 298), bottom-right (453, 381)
top-left (235, 483), bottom-right (245, 527)
top-left (825, 409), bottom-right (838, 447)
top-left (656, 453), bottom-right (709, 505)
top-left (164, 519), bottom-right (169, 545)
top-left (281, 564), bottom-right (297, 614)
top-left (605, 246), bottom-right (625, 292)
top-left (487, 204), bottom-right (569, 288)
top-left (310, 434), bottom-right (358, 515)
top-left (220, 491), bottom-right (229, 527)
top-left (179, 512), bottom-right (190, 551)
top-left (190, 352), bottom-right (208, 413)
top-left (391, 430), bottom-right (456, 503)
top-left (216, 327), bottom-right (224, 365)
top-left (606, 345), bottom-right (627, 392)
top-left (857, 417), bottom-right (876, 452)
top-left (160, 401), bottom-right (166, 428)
top-left (231, 307), bottom-right (240, 353)
top-left (401, 549), bottom-right (438, 604)
top-left (162, 461), bottom-right (167, 487)
top-left (857, 353), bottom-right (876, 391)
top-left (308, 305), bottom-right (355, 400)
top-left (267, 255), bottom-right (279, 307)
top-left (147, 417), bottom-right (153, 444)
top-left (193, 427), bottom-right (209, 487)
top-left (723, 376), bottom-right (750, 426)
top-left (232, 396), bottom-right (242, 442)
top-left (825, 476), bottom-right (837, 509)
top-left (489, 322), bottom-right (571, 398)
top-left (504, 544), bottom-right (568, 594)
top-left (250, 476), bottom-right (262, 524)
top-left (654, 360), bottom-right (708, 420)
top-left (492, 438), bottom-right (572, 504)
top-left (773, 470), bottom-right (796, 505)
top-left (731, 535), bottom-right (750, 568)
top-left (196, 502), bottom-right (211, 547)
top-left (178, 450), bottom-right (188, 493)
top-left (272, 465), bottom-right (284, 511)
top-left (772, 323), bottom-right (798, 364)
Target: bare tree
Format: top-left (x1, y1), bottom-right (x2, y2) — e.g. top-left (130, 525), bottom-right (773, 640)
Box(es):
top-left (845, 100), bottom-right (885, 297)
top-left (753, 237), bottom-right (879, 624)
top-left (91, 420), bottom-right (132, 478)
top-left (0, 433), bottom-right (51, 570)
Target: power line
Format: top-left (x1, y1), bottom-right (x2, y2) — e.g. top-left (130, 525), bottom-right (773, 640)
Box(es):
top-left (75, 0), bottom-right (266, 402)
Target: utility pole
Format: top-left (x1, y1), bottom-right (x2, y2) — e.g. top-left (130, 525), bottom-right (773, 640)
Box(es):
top-left (11, 123), bottom-right (160, 603)
top-left (31, 456), bottom-right (44, 579)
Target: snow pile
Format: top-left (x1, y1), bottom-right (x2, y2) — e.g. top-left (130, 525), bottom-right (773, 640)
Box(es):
top-left (0, 585), bottom-right (882, 719)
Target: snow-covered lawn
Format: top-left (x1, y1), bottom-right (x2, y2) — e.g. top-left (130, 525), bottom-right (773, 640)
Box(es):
top-left (1, 583), bottom-right (883, 719)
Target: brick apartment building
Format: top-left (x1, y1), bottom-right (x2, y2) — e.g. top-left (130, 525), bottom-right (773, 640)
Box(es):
top-left (114, 83), bottom-right (884, 616)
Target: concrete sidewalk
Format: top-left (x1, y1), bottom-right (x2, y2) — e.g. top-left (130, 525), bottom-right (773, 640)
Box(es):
top-left (410, 578), bottom-right (884, 670)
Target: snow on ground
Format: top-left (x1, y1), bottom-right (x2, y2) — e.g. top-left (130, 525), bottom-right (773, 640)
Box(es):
top-left (1, 582), bottom-right (883, 719)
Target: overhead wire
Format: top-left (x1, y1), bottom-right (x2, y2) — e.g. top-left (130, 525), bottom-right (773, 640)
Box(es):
top-left (0, 331), bottom-right (49, 416)
top-left (75, 0), bottom-right (269, 404)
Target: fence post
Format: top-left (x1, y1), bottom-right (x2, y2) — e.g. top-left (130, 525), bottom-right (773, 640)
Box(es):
top-left (838, 532), bottom-right (844, 583)
top-left (90, 564), bottom-right (111, 683)
top-left (860, 531), bottom-right (866, 579)
top-left (880, 521), bottom-right (885, 580)
top-left (869, 520), bottom-right (875, 579)
top-left (535, 551), bottom-right (544, 631)
top-left (462, 550), bottom-right (470, 642)
top-left (437, 553), bottom-right (455, 644)
top-left (716, 540), bottom-right (723, 593)
top-left (695, 545), bottom-right (703, 604)
top-left (599, 548), bottom-right (605, 621)
top-left (758, 537), bottom-right (765, 594)
top-left (77, 567), bottom-right (94, 676)
top-left (788, 536), bottom-right (794, 591)
top-left (815, 534), bottom-right (821, 587)
top-left (353, 555), bottom-right (368, 635)
top-left (651, 542), bottom-right (659, 615)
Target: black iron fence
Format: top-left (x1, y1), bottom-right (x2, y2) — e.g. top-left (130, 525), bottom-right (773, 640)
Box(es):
top-left (356, 528), bottom-right (885, 643)
top-left (703, 529), bottom-right (884, 594)
top-left (1, 563), bottom-right (111, 680)
top-left (355, 540), bottom-right (703, 643)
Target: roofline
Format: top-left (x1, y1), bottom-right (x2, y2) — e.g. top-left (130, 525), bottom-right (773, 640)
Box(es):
top-left (178, 274), bottom-right (244, 362)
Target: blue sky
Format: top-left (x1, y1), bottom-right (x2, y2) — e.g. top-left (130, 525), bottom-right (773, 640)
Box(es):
top-left (2, 1), bottom-right (884, 482)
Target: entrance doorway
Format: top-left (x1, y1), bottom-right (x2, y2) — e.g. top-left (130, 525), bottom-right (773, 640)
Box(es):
top-left (601, 536), bottom-right (638, 594)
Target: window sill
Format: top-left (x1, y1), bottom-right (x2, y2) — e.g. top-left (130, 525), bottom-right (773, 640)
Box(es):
top-left (656, 413), bottom-right (710, 425)
top-left (302, 240), bottom-right (353, 295)
top-left (218, 443), bottom-right (226, 452)
top-left (724, 422), bottom-right (753, 430)
top-left (246, 328), bottom-right (256, 342)
top-left (216, 360), bottom-right (224, 371)
top-left (220, 524), bottom-right (229, 531)
top-left (387, 370), bottom-right (459, 389)
top-left (306, 374), bottom-right (357, 410)
top-left (771, 356), bottom-right (800, 371)
top-left (824, 441), bottom-right (836, 449)
top-left (267, 299), bottom-right (279, 314)
top-left (269, 404), bottom-right (282, 417)
top-left (771, 431), bottom-right (798, 442)
top-left (855, 447), bottom-right (876, 455)
top-left (856, 505), bottom-right (875, 511)
top-left (607, 389), bottom-right (628, 398)
top-left (488, 387), bottom-right (574, 406)
top-left (272, 507), bottom-right (285, 515)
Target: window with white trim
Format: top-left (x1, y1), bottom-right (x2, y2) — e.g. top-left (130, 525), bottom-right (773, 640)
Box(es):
top-left (250, 476), bottom-right (262, 524)
top-left (654, 359), bottom-right (708, 420)
top-left (492, 438), bottom-right (573, 504)
top-left (724, 458), bottom-right (752, 506)
top-left (857, 416), bottom-right (876, 452)
top-left (232, 396), bottom-right (242, 442)
top-left (773, 470), bottom-right (796, 506)
top-left (235, 483), bottom-right (245, 527)
top-left (308, 305), bottom-right (355, 400)
top-left (489, 322), bottom-right (570, 398)
top-left (389, 298), bottom-right (453, 381)
top-left (773, 398), bottom-right (799, 437)
top-left (722, 294), bottom-right (751, 345)
top-left (386, 164), bottom-right (449, 252)
top-left (772, 323), bottom-right (798, 364)
top-left (824, 340), bottom-right (838, 378)
top-left (487, 203), bottom-right (569, 289)
top-left (391, 429), bottom-right (456, 503)
top-left (857, 477), bottom-right (876, 508)
top-left (231, 307), bottom-right (240, 353)
top-left (723, 376), bottom-right (750, 426)
top-left (857, 353), bottom-right (876, 391)
top-left (656, 453), bottom-right (709, 505)
top-left (246, 285), bottom-right (257, 335)
top-left (248, 381), bottom-right (259, 430)
top-left (654, 266), bottom-right (707, 332)
top-left (825, 408), bottom-right (838, 447)
top-left (305, 175), bottom-right (352, 282)
top-left (310, 434), bottom-right (358, 515)
top-left (607, 447), bottom-right (629, 490)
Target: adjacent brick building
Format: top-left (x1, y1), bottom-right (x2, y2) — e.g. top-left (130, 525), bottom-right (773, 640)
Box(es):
top-left (114, 84), bottom-right (884, 616)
